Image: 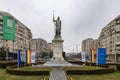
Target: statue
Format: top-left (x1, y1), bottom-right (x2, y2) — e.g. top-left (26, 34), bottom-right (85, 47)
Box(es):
top-left (53, 11), bottom-right (62, 38)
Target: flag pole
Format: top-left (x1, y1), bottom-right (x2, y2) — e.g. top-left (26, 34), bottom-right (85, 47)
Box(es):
top-left (17, 49), bottom-right (19, 69)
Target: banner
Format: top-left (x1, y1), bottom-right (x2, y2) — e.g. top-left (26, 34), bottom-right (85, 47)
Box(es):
top-left (31, 52), bottom-right (36, 63)
top-left (89, 49), bottom-right (92, 63)
top-left (92, 49), bottom-right (95, 63)
top-left (25, 50), bottom-right (32, 64)
top-left (97, 48), bottom-right (106, 64)
top-left (81, 51), bottom-right (86, 62)
top-left (18, 49), bottom-right (22, 67)
top-left (25, 50), bottom-right (28, 64)
top-left (2, 16), bottom-right (16, 41)
top-left (27, 50), bottom-right (31, 64)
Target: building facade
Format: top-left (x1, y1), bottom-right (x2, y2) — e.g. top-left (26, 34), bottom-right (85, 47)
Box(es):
top-left (82, 38), bottom-right (99, 59)
top-left (93, 39), bottom-right (100, 54)
top-left (0, 11), bottom-right (32, 58)
top-left (30, 38), bottom-right (48, 60)
top-left (47, 43), bottom-right (53, 58)
top-left (99, 15), bottom-right (120, 62)
top-left (82, 38), bottom-right (94, 57)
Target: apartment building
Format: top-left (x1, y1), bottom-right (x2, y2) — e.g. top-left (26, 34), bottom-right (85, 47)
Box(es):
top-left (99, 15), bottom-right (120, 62)
top-left (14, 21), bottom-right (32, 53)
top-left (47, 43), bottom-right (53, 58)
top-left (93, 39), bottom-right (100, 54)
top-left (30, 38), bottom-right (48, 60)
top-left (82, 38), bottom-right (94, 57)
top-left (82, 38), bottom-right (99, 59)
top-left (0, 11), bottom-right (32, 57)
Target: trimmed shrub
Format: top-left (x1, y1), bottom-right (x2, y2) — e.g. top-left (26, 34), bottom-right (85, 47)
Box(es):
top-left (0, 61), bottom-right (18, 68)
top-left (68, 61), bottom-right (120, 71)
top-left (0, 61), bottom-right (46, 69)
top-left (66, 69), bottom-right (115, 75)
top-left (66, 66), bottom-right (115, 75)
top-left (68, 61), bottom-right (84, 65)
top-left (116, 64), bottom-right (120, 71)
top-left (6, 66), bottom-right (50, 76)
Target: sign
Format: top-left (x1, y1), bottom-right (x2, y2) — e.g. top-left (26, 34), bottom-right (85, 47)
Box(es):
top-left (97, 48), bottom-right (106, 64)
top-left (2, 16), bottom-right (16, 41)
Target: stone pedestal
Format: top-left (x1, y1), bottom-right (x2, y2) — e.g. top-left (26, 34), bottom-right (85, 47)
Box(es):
top-left (52, 39), bottom-right (64, 61)
top-left (43, 36), bottom-right (73, 67)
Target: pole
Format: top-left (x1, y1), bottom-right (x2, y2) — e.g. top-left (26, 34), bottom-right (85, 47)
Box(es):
top-left (53, 10), bottom-right (54, 16)
top-left (17, 49), bottom-right (19, 69)
top-left (6, 40), bottom-right (8, 61)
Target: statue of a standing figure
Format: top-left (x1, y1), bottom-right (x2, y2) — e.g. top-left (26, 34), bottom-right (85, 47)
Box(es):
top-left (53, 11), bottom-right (62, 38)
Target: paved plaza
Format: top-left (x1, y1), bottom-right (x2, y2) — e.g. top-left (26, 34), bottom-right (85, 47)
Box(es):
top-left (49, 68), bottom-right (67, 80)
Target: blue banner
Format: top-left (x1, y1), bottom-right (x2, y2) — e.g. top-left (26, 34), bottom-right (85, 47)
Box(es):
top-left (18, 49), bottom-right (22, 67)
top-left (89, 49), bottom-right (92, 63)
top-left (25, 50), bottom-right (28, 64)
top-left (98, 48), bottom-right (106, 64)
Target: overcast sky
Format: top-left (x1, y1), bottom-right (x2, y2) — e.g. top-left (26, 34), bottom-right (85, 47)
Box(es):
top-left (0, 0), bottom-right (120, 53)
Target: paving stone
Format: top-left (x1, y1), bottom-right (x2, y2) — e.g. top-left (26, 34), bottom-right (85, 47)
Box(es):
top-left (49, 68), bottom-right (67, 80)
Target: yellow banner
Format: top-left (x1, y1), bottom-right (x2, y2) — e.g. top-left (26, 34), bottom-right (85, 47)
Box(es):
top-left (92, 49), bottom-right (95, 63)
top-left (27, 50), bottom-right (30, 63)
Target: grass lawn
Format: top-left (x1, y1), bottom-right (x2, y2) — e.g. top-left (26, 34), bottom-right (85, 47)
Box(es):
top-left (0, 68), bottom-right (49, 80)
top-left (72, 71), bottom-right (120, 80)
top-left (0, 66), bottom-right (51, 80)
top-left (11, 66), bottom-right (51, 71)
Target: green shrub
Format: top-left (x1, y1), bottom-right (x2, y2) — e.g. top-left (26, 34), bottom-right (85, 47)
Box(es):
top-left (6, 66), bottom-right (50, 76)
top-left (0, 60), bottom-right (46, 69)
top-left (116, 64), bottom-right (120, 71)
top-left (0, 61), bottom-right (18, 68)
top-left (66, 67), bottom-right (115, 75)
top-left (68, 61), bottom-right (120, 71)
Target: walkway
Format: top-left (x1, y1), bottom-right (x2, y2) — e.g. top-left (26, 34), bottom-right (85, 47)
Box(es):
top-left (49, 68), bottom-right (67, 80)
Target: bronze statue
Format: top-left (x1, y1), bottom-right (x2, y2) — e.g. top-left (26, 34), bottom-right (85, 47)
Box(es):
top-left (53, 11), bottom-right (62, 37)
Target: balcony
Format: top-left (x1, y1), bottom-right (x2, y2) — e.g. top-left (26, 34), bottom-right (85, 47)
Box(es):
top-left (116, 41), bottom-right (120, 45)
top-left (116, 47), bottom-right (120, 50)
top-left (0, 31), bottom-right (2, 34)
top-left (115, 25), bottom-right (120, 33)
top-left (0, 22), bottom-right (3, 25)
top-left (0, 17), bottom-right (3, 20)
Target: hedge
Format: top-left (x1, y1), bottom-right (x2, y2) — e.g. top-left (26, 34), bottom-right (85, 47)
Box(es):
top-left (116, 64), bottom-right (120, 71)
top-left (68, 61), bottom-right (120, 71)
top-left (0, 61), bottom-right (18, 69)
top-left (6, 66), bottom-right (50, 76)
top-left (66, 67), bottom-right (115, 75)
top-left (0, 61), bottom-right (46, 69)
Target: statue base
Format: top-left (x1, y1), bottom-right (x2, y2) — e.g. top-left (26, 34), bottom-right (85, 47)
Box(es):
top-left (52, 36), bottom-right (64, 61)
